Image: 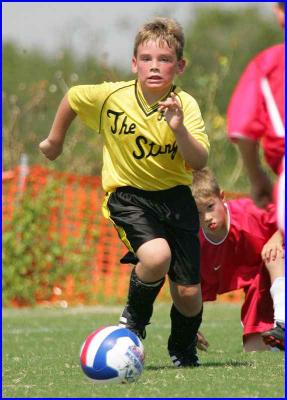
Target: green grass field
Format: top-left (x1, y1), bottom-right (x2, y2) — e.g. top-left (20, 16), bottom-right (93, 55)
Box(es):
top-left (2, 302), bottom-right (284, 398)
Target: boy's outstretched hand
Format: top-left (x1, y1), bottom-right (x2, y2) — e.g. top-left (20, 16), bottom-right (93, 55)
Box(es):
top-left (39, 138), bottom-right (63, 161)
top-left (158, 92), bottom-right (183, 131)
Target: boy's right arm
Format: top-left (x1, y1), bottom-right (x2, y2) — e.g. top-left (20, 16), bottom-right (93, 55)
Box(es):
top-left (236, 138), bottom-right (273, 208)
top-left (39, 94), bottom-right (76, 160)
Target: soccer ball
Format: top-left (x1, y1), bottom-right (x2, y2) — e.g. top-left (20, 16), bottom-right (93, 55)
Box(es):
top-left (80, 325), bottom-right (144, 384)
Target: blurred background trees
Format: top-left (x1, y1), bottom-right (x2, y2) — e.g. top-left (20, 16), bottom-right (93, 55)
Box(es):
top-left (3, 5), bottom-right (282, 192)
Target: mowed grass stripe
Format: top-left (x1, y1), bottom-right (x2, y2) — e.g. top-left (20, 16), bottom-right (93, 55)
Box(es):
top-left (2, 302), bottom-right (284, 398)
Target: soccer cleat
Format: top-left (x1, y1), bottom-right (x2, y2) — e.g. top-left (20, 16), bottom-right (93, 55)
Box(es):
top-left (261, 322), bottom-right (285, 350)
top-left (118, 306), bottom-right (147, 340)
top-left (168, 336), bottom-right (200, 367)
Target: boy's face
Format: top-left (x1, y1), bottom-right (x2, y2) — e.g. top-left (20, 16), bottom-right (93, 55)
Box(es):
top-left (196, 193), bottom-right (228, 236)
top-left (132, 39), bottom-right (185, 95)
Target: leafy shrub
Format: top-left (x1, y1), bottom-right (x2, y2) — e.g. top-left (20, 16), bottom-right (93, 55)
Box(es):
top-left (2, 177), bottom-right (98, 306)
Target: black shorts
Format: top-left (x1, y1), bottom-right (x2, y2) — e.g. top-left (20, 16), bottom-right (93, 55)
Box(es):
top-left (105, 185), bottom-right (200, 285)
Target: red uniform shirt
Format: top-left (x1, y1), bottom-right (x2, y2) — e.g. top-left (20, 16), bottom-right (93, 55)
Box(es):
top-left (275, 156), bottom-right (285, 234)
top-left (227, 44), bottom-right (285, 175)
top-left (200, 198), bottom-right (278, 337)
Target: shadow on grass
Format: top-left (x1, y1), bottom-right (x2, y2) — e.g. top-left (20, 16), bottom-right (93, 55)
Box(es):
top-left (145, 360), bottom-right (253, 370)
top-left (201, 360), bottom-right (254, 368)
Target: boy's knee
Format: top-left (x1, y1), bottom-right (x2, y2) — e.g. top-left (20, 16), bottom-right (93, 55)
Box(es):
top-left (171, 284), bottom-right (202, 317)
top-left (137, 239), bottom-right (172, 276)
top-left (243, 333), bottom-right (270, 352)
top-left (140, 253), bottom-right (171, 279)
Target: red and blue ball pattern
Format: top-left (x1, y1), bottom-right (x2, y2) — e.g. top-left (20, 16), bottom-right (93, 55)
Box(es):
top-left (80, 326), bottom-right (144, 384)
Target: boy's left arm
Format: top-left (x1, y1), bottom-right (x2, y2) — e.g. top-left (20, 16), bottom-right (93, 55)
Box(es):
top-left (158, 93), bottom-right (208, 170)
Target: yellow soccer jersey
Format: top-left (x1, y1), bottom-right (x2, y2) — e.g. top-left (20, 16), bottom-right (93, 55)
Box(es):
top-left (68, 80), bottom-right (209, 192)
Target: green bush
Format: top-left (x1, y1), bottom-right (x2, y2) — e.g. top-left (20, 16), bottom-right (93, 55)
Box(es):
top-left (2, 178), bottom-right (98, 306)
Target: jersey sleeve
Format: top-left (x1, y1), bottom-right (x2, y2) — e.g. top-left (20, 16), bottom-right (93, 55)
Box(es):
top-left (67, 82), bottom-right (123, 132)
top-left (227, 57), bottom-right (266, 142)
top-left (234, 199), bottom-right (277, 240)
top-left (182, 95), bottom-right (210, 153)
top-left (258, 203), bottom-right (278, 235)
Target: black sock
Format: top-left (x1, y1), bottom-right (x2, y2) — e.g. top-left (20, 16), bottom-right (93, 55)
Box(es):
top-left (126, 267), bottom-right (165, 325)
top-left (168, 303), bottom-right (203, 351)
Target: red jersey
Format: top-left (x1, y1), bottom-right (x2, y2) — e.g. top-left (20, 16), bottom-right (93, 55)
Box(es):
top-left (200, 198), bottom-right (278, 336)
top-left (227, 44), bottom-right (285, 175)
top-left (274, 156), bottom-right (285, 234)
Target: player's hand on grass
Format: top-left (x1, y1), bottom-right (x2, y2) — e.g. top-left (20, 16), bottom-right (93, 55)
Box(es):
top-left (158, 92), bottom-right (183, 131)
top-left (39, 138), bottom-right (63, 160)
top-left (196, 330), bottom-right (209, 351)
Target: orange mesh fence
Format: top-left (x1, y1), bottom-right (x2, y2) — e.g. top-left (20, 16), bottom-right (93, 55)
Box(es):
top-left (2, 165), bottom-right (244, 306)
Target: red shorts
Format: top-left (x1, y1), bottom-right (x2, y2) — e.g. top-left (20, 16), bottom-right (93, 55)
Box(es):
top-left (241, 266), bottom-right (274, 339)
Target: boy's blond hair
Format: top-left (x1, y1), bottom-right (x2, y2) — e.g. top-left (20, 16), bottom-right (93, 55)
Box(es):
top-left (133, 17), bottom-right (184, 60)
top-left (191, 167), bottom-right (221, 203)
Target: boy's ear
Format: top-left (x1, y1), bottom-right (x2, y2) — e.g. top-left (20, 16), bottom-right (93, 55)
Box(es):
top-left (220, 190), bottom-right (225, 201)
top-left (177, 59), bottom-right (186, 75)
top-left (131, 56), bottom-right (138, 74)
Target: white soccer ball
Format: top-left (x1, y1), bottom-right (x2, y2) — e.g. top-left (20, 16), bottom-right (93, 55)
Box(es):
top-left (80, 325), bottom-right (144, 384)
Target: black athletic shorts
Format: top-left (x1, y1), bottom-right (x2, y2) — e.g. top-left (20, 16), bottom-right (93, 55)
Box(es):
top-left (104, 185), bottom-right (200, 285)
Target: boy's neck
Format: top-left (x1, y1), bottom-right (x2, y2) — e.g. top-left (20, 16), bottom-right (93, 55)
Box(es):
top-left (138, 81), bottom-right (173, 106)
top-left (203, 226), bottom-right (229, 244)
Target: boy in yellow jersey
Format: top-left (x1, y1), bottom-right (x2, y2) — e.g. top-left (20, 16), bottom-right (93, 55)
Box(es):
top-left (39, 18), bottom-right (210, 367)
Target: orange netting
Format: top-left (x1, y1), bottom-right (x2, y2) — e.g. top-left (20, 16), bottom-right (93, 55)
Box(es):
top-left (2, 165), bottom-right (244, 306)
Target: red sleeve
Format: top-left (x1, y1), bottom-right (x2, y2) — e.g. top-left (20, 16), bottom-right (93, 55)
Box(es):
top-left (259, 203), bottom-right (278, 238)
top-left (227, 58), bottom-right (266, 142)
top-left (236, 200), bottom-right (277, 240)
